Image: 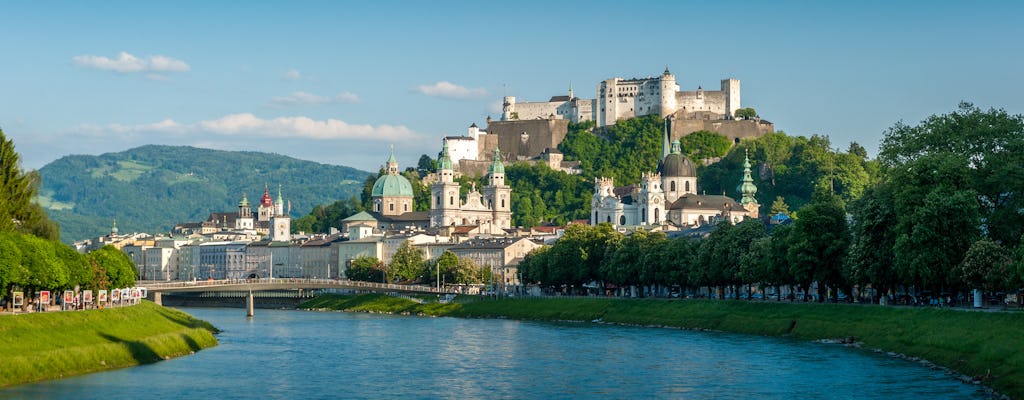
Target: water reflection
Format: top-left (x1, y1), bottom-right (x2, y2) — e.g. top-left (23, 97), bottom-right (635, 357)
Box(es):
top-left (3, 308), bottom-right (986, 400)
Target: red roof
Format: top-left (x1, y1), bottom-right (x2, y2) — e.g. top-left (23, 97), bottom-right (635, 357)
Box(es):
top-left (260, 186), bottom-right (273, 207)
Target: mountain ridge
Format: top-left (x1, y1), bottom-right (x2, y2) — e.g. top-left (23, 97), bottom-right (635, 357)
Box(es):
top-left (38, 145), bottom-right (371, 242)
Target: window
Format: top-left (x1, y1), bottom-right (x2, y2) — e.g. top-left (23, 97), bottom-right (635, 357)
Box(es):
top-left (501, 199), bottom-right (505, 208)
top-left (654, 208), bottom-right (660, 223)
top-left (606, 216), bottom-right (611, 223)
top-left (389, 203), bottom-right (394, 212)
top-left (404, 204), bottom-right (408, 212)
top-left (619, 215), bottom-right (626, 225)
top-left (671, 181), bottom-right (676, 191)
top-left (685, 181), bottom-right (690, 192)
top-left (642, 208), bottom-right (646, 223)
top-left (450, 196), bottom-right (454, 206)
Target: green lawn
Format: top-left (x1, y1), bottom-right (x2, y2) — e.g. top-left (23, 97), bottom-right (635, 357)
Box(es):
top-left (0, 301), bottom-right (218, 387)
top-left (301, 294), bottom-right (1024, 398)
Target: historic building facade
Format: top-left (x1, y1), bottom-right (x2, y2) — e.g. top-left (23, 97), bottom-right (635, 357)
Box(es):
top-left (430, 140), bottom-right (512, 231)
top-left (591, 134), bottom-right (759, 229)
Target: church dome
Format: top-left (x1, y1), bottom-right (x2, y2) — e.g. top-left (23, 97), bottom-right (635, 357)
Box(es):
top-left (371, 173), bottom-right (413, 197)
top-left (659, 153), bottom-right (697, 177)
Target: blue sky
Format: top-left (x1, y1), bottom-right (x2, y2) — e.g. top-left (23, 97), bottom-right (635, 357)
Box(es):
top-left (2, 1), bottom-right (1021, 172)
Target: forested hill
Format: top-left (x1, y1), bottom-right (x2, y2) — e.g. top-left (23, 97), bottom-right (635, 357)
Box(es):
top-left (37, 145), bottom-right (370, 242)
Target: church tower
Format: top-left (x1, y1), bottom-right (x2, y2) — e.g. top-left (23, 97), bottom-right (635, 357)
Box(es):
top-left (639, 172), bottom-right (664, 226)
top-left (482, 147), bottom-right (511, 229)
top-left (270, 185), bottom-right (291, 242)
top-left (257, 184), bottom-right (274, 222)
top-left (430, 139), bottom-right (461, 227)
top-left (236, 193), bottom-right (254, 230)
top-left (737, 149), bottom-right (760, 219)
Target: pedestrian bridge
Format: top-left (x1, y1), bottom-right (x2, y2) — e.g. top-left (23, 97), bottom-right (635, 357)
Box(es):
top-left (142, 278), bottom-right (442, 294)
top-left (140, 278), bottom-right (442, 316)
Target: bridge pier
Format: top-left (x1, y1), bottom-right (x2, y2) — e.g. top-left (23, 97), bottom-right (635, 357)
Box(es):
top-left (246, 290), bottom-right (255, 317)
top-left (153, 292), bottom-right (162, 306)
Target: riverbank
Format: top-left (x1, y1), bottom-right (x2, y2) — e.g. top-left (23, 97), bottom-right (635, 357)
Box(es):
top-left (0, 301), bottom-right (219, 387)
top-left (300, 294), bottom-right (1023, 399)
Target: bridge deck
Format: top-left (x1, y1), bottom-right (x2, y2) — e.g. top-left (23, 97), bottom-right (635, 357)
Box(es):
top-left (140, 278), bottom-right (443, 294)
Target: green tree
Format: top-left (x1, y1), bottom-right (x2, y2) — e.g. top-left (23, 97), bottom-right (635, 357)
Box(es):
top-left (680, 130), bottom-right (732, 160)
top-left (389, 241), bottom-right (425, 283)
top-left (347, 256), bottom-right (383, 282)
top-left (0, 129), bottom-right (59, 240)
top-left (958, 238), bottom-right (1014, 294)
top-left (734, 107), bottom-right (757, 119)
top-left (87, 245), bottom-right (136, 288)
top-left (417, 154), bottom-right (437, 176)
top-left (880, 102), bottom-right (1024, 245)
top-left (0, 232), bottom-right (27, 301)
top-left (787, 197), bottom-right (850, 301)
top-left (769, 196), bottom-right (790, 216)
top-left (845, 184), bottom-right (898, 301)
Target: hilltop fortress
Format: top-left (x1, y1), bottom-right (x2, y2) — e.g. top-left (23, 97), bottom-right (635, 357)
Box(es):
top-left (451, 68), bottom-right (773, 175)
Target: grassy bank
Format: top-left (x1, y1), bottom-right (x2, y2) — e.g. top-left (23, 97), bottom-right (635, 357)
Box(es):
top-left (0, 301), bottom-right (218, 387)
top-left (301, 294), bottom-right (1024, 398)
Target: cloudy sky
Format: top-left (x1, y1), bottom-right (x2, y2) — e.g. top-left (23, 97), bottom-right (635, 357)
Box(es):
top-left (2, 1), bottom-right (1022, 173)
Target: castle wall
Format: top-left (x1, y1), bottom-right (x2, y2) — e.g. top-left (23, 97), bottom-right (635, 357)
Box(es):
top-left (675, 90), bottom-right (728, 116)
top-left (670, 118), bottom-right (774, 143)
top-left (483, 119), bottom-right (568, 162)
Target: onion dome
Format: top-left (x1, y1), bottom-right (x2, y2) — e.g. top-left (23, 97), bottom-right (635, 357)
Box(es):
top-left (658, 139), bottom-right (697, 178)
top-left (738, 149), bottom-right (758, 205)
top-left (489, 147), bottom-right (505, 174)
top-left (438, 139), bottom-right (454, 171)
top-left (260, 185), bottom-right (273, 207)
top-left (239, 193), bottom-right (250, 208)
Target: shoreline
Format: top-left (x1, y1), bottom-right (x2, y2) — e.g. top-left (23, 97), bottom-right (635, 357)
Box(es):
top-left (299, 294), bottom-right (1021, 399)
top-left (0, 301), bottom-right (219, 388)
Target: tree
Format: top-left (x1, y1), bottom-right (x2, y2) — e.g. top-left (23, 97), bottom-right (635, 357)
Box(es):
top-left (787, 197), bottom-right (850, 301)
top-left (845, 184), bottom-right (898, 302)
top-left (347, 256), bottom-right (384, 282)
top-left (769, 196), bottom-right (790, 216)
top-left (0, 129), bottom-right (59, 240)
top-left (893, 189), bottom-right (979, 295)
top-left (389, 241), bottom-right (425, 283)
top-left (679, 130), bottom-right (732, 160)
top-left (417, 154), bottom-right (437, 176)
top-left (734, 108), bottom-right (757, 119)
top-left (433, 250), bottom-right (459, 287)
top-left (87, 245), bottom-right (136, 288)
top-left (958, 238), bottom-right (1013, 294)
top-left (880, 102), bottom-right (1024, 245)
top-left (0, 232), bottom-right (27, 302)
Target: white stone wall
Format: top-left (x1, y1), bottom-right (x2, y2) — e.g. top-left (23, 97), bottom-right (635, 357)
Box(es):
top-left (447, 137), bottom-right (478, 164)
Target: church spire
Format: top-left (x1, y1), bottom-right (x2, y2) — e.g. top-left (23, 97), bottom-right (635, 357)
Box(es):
top-left (111, 219), bottom-right (118, 235)
top-left (438, 139), bottom-right (453, 171)
top-left (386, 144), bottom-right (399, 175)
top-left (489, 147), bottom-right (505, 174)
top-left (738, 149), bottom-right (758, 205)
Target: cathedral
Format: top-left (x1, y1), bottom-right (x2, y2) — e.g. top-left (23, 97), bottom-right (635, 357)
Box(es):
top-left (430, 140), bottom-right (511, 232)
top-left (590, 133), bottom-right (759, 229)
top-left (365, 142), bottom-right (513, 234)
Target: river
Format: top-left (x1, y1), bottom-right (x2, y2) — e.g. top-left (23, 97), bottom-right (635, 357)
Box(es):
top-left (5, 307), bottom-right (986, 399)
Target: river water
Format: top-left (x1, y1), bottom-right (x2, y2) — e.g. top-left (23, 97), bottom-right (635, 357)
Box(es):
top-left (6, 307), bottom-right (986, 399)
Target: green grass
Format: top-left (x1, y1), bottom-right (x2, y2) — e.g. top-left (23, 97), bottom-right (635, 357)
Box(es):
top-left (301, 294), bottom-right (1024, 398)
top-left (0, 301), bottom-right (218, 387)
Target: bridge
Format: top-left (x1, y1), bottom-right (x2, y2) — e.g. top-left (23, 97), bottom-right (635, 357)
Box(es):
top-left (141, 278), bottom-right (443, 316)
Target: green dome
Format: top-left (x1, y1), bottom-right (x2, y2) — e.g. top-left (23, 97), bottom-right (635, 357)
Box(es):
top-left (372, 173), bottom-right (414, 197)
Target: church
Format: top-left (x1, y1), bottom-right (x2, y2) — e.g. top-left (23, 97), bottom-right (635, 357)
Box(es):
top-left (364, 142), bottom-right (512, 235)
top-left (590, 132), bottom-right (759, 229)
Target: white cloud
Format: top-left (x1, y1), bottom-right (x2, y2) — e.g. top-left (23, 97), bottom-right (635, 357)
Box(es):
top-left (75, 114), bottom-right (417, 141)
top-left (272, 91), bottom-right (361, 106)
top-left (283, 69), bottom-right (302, 80)
top-left (414, 81), bottom-right (488, 99)
top-left (72, 52), bottom-right (190, 74)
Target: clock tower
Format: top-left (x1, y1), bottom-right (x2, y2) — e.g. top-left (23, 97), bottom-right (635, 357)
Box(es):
top-left (270, 185), bottom-right (291, 242)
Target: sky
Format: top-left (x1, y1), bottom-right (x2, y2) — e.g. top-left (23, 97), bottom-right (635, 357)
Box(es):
top-left (2, 1), bottom-right (1022, 173)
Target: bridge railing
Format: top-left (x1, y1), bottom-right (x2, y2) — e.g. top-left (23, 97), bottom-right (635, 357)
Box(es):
top-left (143, 278), bottom-right (441, 294)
